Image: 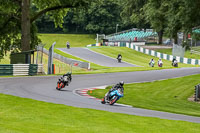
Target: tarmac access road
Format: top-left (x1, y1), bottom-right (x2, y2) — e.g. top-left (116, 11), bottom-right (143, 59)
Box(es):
top-left (0, 68), bottom-right (200, 123)
top-left (57, 47), bottom-right (138, 67)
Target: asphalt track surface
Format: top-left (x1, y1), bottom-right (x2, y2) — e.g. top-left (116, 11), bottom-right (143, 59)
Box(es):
top-left (57, 47), bottom-right (137, 67)
top-left (0, 68), bottom-right (200, 123)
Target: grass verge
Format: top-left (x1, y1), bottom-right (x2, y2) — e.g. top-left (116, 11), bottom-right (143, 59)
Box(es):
top-left (38, 34), bottom-right (96, 49)
top-left (155, 48), bottom-right (200, 59)
top-left (89, 46), bottom-right (193, 67)
top-left (0, 93), bottom-right (200, 132)
top-left (89, 74), bottom-right (200, 117)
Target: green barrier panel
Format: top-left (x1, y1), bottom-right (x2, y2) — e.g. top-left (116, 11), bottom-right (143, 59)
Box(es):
top-left (155, 52), bottom-right (157, 57)
top-left (133, 45), bottom-right (135, 50)
top-left (160, 53), bottom-right (163, 59)
top-left (167, 55), bottom-right (170, 60)
top-left (0, 64), bottom-right (13, 76)
top-left (29, 64), bottom-right (38, 76)
top-left (187, 59), bottom-right (191, 64)
top-left (143, 48), bottom-right (146, 53)
top-left (138, 47), bottom-right (140, 52)
top-left (149, 50), bottom-right (151, 55)
top-left (120, 42), bottom-right (123, 47)
top-left (123, 42), bottom-right (126, 47)
top-left (129, 43), bottom-right (131, 48)
top-left (195, 59), bottom-right (199, 65)
top-left (180, 57), bottom-right (184, 63)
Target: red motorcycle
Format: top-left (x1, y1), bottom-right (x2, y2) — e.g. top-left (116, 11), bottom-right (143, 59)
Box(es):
top-left (56, 72), bottom-right (72, 90)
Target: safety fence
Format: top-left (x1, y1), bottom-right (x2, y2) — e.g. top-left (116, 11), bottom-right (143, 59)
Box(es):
top-left (0, 64), bottom-right (44, 76)
top-left (37, 46), bottom-right (90, 69)
top-left (87, 42), bottom-right (200, 65)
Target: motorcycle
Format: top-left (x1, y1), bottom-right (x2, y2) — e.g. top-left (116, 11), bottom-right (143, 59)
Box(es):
top-left (117, 56), bottom-right (122, 63)
top-left (67, 44), bottom-right (70, 49)
top-left (101, 87), bottom-right (124, 105)
top-left (149, 61), bottom-right (155, 67)
top-left (158, 62), bottom-right (163, 67)
top-left (172, 60), bottom-right (178, 67)
top-left (56, 72), bottom-right (72, 90)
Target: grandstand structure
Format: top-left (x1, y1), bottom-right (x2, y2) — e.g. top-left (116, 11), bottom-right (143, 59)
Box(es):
top-left (105, 28), bottom-right (157, 43)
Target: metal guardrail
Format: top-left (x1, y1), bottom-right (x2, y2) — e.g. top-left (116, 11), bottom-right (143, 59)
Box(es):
top-left (195, 84), bottom-right (200, 101)
top-left (0, 64), bottom-right (44, 76)
top-left (37, 46), bottom-right (90, 69)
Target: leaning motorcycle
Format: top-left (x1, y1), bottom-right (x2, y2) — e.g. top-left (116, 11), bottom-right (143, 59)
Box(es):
top-left (101, 87), bottom-right (124, 105)
top-left (56, 73), bottom-right (72, 90)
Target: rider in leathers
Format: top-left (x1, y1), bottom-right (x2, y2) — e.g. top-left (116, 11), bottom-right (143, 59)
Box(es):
top-left (107, 81), bottom-right (124, 100)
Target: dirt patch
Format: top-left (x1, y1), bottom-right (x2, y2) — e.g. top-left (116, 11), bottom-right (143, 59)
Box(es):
top-left (188, 96), bottom-right (200, 103)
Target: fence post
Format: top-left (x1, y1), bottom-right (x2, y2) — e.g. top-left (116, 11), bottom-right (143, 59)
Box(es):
top-left (194, 84), bottom-right (200, 101)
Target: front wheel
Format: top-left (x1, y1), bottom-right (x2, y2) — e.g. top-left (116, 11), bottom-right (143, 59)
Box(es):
top-left (109, 96), bottom-right (118, 105)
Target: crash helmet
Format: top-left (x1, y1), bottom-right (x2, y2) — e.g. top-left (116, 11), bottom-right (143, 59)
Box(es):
top-left (119, 81), bottom-right (124, 86)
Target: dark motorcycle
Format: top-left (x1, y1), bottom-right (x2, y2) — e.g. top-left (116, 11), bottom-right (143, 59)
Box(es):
top-left (117, 56), bottom-right (122, 63)
top-left (172, 60), bottom-right (178, 67)
top-left (56, 72), bottom-right (72, 90)
top-left (101, 87), bottom-right (124, 105)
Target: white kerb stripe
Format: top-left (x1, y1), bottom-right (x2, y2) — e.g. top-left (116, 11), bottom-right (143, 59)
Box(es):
top-left (176, 56), bottom-right (180, 62)
top-left (135, 46), bottom-right (138, 51)
top-left (183, 58), bottom-right (188, 64)
top-left (126, 42), bottom-right (129, 47)
top-left (131, 44), bottom-right (133, 49)
top-left (191, 59), bottom-right (196, 65)
top-left (146, 49), bottom-right (149, 54)
top-left (163, 54), bottom-right (167, 60)
top-left (140, 47), bottom-right (143, 52)
top-left (151, 50), bottom-right (155, 56)
top-left (157, 52), bottom-right (161, 58)
top-left (169, 55), bottom-right (173, 61)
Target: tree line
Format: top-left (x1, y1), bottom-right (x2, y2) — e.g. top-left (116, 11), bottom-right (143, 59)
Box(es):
top-left (0, 0), bottom-right (200, 59)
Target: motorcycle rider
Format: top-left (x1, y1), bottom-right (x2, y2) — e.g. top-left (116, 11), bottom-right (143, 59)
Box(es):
top-left (149, 58), bottom-right (155, 67)
top-left (66, 41), bottom-right (70, 49)
top-left (106, 81), bottom-right (124, 100)
top-left (158, 58), bottom-right (163, 67)
top-left (117, 54), bottom-right (122, 63)
top-left (62, 72), bottom-right (72, 86)
top-left (172, 58), bottom-right (178, 67)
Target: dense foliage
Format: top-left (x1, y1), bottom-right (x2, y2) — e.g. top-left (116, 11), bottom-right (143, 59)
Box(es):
top-left (1, 0), bottom-right (200, 59)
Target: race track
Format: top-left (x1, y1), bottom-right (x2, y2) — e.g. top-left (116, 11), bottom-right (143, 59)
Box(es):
top-left (57, 48), bottom-right (137, 67)
top-left (0, 68), bottom-right (200, 123)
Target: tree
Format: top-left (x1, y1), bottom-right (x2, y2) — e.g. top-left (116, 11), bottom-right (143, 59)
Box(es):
top-left (120, 0), bottom-right (149, 29)
top-left (143, 0), bottom-right (168, 44)
top-left (165, 0), bottom-right (200, 44)
top-left (0, 0), bottom-right (88, 58)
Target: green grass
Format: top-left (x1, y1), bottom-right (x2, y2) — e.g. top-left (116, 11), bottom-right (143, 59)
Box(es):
top-left (0, 52), bottom-right (10, 64)
top-left (0, 93), bottom-right (200, 132)
top-left (155, 48), bottom-right (200, 59)
top-left (38, 34), bottom-right (96, 49)
top-left (89, 46), bottom-right (193, 67)
top-left (52, 47), bottom-right (196, 74)
top-left (35, 51), bottom-right (87, 74)
top-left (90, 74), bottom-right (200, 117)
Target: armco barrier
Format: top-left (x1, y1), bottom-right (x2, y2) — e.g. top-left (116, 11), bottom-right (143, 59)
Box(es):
top-left (0, 64), bottom-right (44, 76)
top-left (87, 42), bottom-right (200, 65)
top-left (0, 64), bottom-right (13, 76)
top-left (37, 46), bottom-right (90, 69)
